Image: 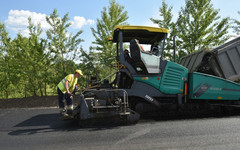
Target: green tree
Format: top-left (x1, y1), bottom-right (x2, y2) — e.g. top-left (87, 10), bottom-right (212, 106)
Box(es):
top-left (232, 11), bottom-right (240, 34)
top-left (0, 22), bottom-right (13, 99)
top-left (66, 31), bottom-right (84, 61)
top-left (151, 0), bottom-right (230, 60)
top-left (46, 9), bottom-right (84, 81)
top-left (176, 0), bottom-right (229, 57)
top-left (13, 34), bottom-right (33, 97)
top-left (78, 48), bottom-right (101, 87)
top-left (91, 0), bottom-right (128, 79)
top-left (5, 17), bottom-right (49, 98)
top-left (150, 0), bottom-right (177, 61)
top-left (8, 18), bottom-right (47, 97)
top-left (46, 8), bottom-right (71, 76)
top-left (28, 17), bottom-right (49, 96)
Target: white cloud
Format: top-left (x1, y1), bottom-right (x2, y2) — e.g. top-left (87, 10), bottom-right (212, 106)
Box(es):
top-left (5, 10), bottom-right (50, 36)
top-left (4, 10), bottom-right (94, 37)
top-left (21, 29), bottom-right (30, 37)
top-left (71, 16), bottom-right (94, 29)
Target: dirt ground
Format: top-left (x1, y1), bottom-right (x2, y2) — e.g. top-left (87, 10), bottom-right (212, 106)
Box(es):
top-left (0, 96), bottom-right (58, 109)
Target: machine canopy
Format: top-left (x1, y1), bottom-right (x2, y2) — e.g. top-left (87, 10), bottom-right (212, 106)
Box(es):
top-left (113, 25), bottom-right (169, 44)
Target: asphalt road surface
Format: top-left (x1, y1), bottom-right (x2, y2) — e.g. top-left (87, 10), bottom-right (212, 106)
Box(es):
top-left (1, 108), bottom-right (240, 150)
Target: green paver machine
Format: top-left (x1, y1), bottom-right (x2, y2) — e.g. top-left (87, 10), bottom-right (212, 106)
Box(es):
top-left (71, 25), bottom-right (240, 124)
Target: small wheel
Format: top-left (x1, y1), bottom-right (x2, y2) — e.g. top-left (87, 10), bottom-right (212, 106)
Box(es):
top-left (124, 109), bottom-right (140, 125)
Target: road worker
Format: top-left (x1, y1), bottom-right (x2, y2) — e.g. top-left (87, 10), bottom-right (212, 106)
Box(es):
top-left (136, 39), bottom-right (145, 51)
top-left (136, 39), bottom-right (151, 53)
top-left (57, 69), bottom-right (83, 118)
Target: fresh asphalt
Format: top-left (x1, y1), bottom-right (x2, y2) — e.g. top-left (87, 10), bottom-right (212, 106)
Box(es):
top-left (1, 107), bottom-right (240, 150)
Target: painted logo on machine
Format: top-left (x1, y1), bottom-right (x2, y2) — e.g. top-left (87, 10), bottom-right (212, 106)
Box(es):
top-left (193, 82), bottom-right (240, 98)
top-left (193, 83), bottom-right (211, 98)
top-left (145, 95), bottom-right (154, 102)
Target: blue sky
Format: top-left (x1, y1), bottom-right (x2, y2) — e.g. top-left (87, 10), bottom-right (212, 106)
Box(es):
top-left (0, 0), bottom-right (239, 51)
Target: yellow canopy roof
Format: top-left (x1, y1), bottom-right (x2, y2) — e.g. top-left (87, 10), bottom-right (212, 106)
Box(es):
top-left (114, 25), bottom-right (169, 34)
top-left (113, 25), bottom-right (169, 44)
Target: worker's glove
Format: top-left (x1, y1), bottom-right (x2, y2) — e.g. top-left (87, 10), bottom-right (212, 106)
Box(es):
top-left (72, 86), bottom-right (78, 95)
top-left (65, 92), bottom-right (72, 100)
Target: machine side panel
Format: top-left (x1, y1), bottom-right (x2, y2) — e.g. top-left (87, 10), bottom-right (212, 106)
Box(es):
top-left (160, 61), bottom-right (188, 94)
top-left (133, 76), bottom-right (161, 90)
top-left (188, 72), bottom-right (240, 100)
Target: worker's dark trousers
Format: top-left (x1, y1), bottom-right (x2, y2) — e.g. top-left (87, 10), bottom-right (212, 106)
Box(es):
top-left (57, 88), bottom-right (73, 108)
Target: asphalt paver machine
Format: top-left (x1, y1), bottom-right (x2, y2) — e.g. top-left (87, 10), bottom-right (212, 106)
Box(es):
top-left (71, 25), bottom-right (240, 125)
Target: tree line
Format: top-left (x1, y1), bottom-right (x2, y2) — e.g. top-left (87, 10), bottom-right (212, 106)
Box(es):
top-left (0, 0), bottom-right (239, 99)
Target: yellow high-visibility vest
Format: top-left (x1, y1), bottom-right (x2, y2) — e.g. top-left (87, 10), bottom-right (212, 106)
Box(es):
top-left (57, 74), bottom-right (78, 93)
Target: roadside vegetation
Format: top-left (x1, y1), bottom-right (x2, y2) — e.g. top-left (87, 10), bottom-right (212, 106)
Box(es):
top-left (0, 0), bottom-right (239, 99)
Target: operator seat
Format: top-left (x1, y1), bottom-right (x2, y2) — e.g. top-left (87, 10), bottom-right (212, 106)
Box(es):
top-left (130, 39), bottom-right (148, 74)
